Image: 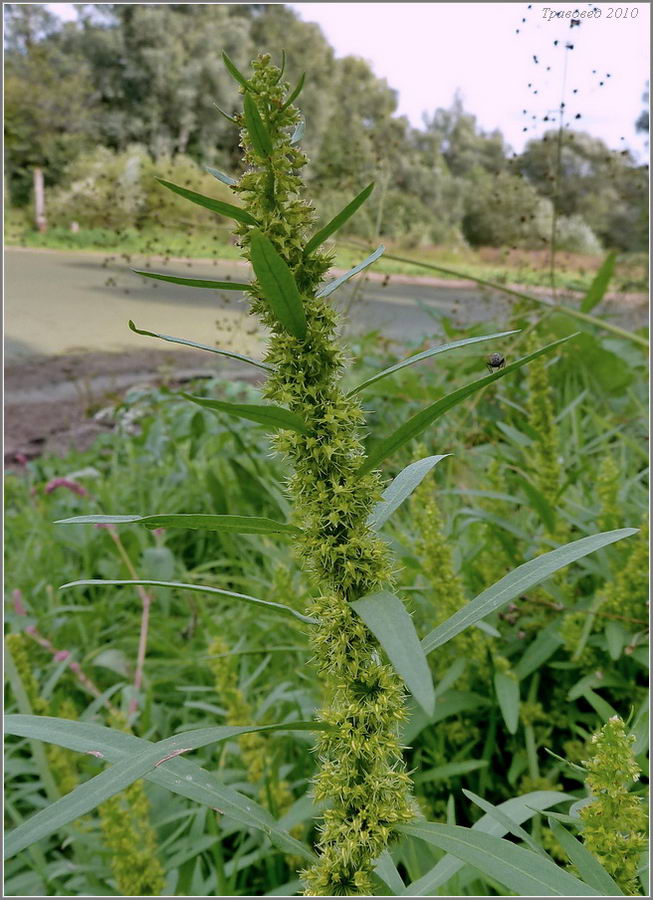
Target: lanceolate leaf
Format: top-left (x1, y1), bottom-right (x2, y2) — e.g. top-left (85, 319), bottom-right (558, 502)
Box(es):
top-left (4, 715), bottom-right (325, 861)
top-left (156, 178), bottom-right (257, 226)
top-left (349, 330), bottom-right (519, 395)
top-left (290, 120), bottom-right (305, 145)
top-left (213, 102), bottom-right (238, 124)
top-left (397, 822), bottom-right (601, 896)
top-left (58, 579), bottom-right (316, 624)
top-left (280, 72), bottom-right (305, 111)
top-left (494, 671), bottom-right (520, 735)
top-left (128, 320), bottom-right (271, 370)
top-left (130, 268), bottom-right (250, 291)
top-left (55, 513), bottom-right (301, 535)
top-left (249, 230), bottom-right (307, 339)
top-left (359, 335), bottom-right (575, 475)
top-left (243, 93), bottom-right (274, 157)
top-left (580, 251), bottom-right (617, 313)
top-left (182, 393), bottom-right (310, 434)
top-left (222, 50), bottom-right (254, 91)
top-left (462, 790), bottom-right (550, 858)
top-left (304, 183), bottom-right (374, 256)
top-left (205, 165), bottom-right (237, 187)
top-left (368, 455), bottom-right (450, 530)
top-left (547, 817), bottom-right (624, 895)
top-left (402, 791), bottom-right (575, 895)
top-left (317, 245), bottom-right (385, 299)
top-left (352, 591), bottom-right (435, 716)
top-left (421, 529), bottom-right (637, 656)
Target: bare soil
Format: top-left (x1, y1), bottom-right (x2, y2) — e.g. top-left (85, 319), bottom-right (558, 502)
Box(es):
top-left (4, 348), bottom-right (249, 464)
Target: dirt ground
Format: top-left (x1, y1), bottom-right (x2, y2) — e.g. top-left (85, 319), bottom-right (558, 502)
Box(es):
top-left (4, 348), bottom-right (254, 464)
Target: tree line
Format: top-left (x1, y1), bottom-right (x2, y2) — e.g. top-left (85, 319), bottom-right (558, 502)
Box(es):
top-left (4, 3), bottom-right (648, 252)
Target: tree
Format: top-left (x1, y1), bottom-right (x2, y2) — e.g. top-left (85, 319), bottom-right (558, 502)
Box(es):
top-left (4, 5), bottom-right (99, 204)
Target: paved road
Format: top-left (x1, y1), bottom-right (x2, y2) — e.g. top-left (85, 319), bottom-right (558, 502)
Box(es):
top-left (5, 247), bottom-right (646, 363)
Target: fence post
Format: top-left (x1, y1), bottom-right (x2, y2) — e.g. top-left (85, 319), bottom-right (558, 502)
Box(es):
top-left (33, 167), bottom-right (47, 232)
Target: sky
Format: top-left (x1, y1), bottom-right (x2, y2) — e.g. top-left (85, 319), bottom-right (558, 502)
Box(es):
top-left (47, 2), bottom-right (650, 158)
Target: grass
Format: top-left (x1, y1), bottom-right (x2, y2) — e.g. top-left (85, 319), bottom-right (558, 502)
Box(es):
top-left (4, 304), bottom-right (648, 895)
top-left (5, 209), bottom-right (648, 295)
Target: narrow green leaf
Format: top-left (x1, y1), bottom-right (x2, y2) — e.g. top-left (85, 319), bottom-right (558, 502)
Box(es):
top-left (4, 715), bottom-right (324, 860)
top-left (205, 165), bottom-right (237, 187)
top-left (547, 818), bottom-right (623, 895)
top-left (213, 102), bottom-right (238, 124)
top-left (414, 759), bottom-right (488, 785)
top-left (349, 330), bottom-right (519, 395)
top-left (402, 791), bottom-right (575, 895)
top-left (360, 335), bottom-right (575, 475)
top-left (352, 591), bottom-right (435, 716)
top-left (290, 120), bottom-right (305, 145)
top-left (128, 321), bottom-right (271, 371)
top-left (55, 513), bottom-right (300, 535)
top-left (249, 230), bottom-right (307, 339)
top-left (182, 393), bottom-right (310, 434)
top-left (156, 178), bottom-right (257, 226)
top-left (280, 72), bottom-right (305, 111)
top-left (463, 790), bottom-right (551, 858)
top-left (397, 822), bottom-right (601, 896)
top-left (317, 245), bottom-right (385, 298)
top-left (368, 455), bottom-right (450, 530)
top-left (513, 625), bottom-right (564, 681)
top-left (58, 579), bottom-right (316, 624)
top-left (494, 671), bottom-right (520, 734)
top-left (374, 849), bottom-right (406, 895)
top-left (222, 50), bottom-right (253, 91)
top-left (421, 529), bottom-right (637, 656)
top-left (604, 620), bottom-right (626, 660)
top-left (243, 93), bottom-right (274, 157)
top-left (304, 183), bottom-right (374, 256)
top-left (275, 49), bottom-right (286, 83)
top-left (130, 268), bottom-right (249, 291)
top-left (580, 252), bottom-right (617, 313)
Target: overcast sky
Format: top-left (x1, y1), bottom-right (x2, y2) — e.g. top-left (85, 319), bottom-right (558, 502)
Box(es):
top-left (48, 2), bottom-right (650, 158)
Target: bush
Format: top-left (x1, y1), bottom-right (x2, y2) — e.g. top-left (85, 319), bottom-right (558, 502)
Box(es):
top-left (555, 214), bottom-right (603, 255)
top-left (46, 145), bottom-right (237, 234)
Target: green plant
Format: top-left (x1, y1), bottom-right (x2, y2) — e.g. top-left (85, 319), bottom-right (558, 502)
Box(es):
top-left (579, 716), bottom-right (648, 895)
top-left (5, 52), bottom-right (643, 897)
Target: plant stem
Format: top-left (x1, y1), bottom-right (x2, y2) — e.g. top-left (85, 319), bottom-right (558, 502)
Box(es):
top-left (104, 527), bottom-right (153, 721)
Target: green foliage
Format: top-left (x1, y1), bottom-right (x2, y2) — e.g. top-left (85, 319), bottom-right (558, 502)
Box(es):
top-left (4, 45), bottom-right (649, 900)
top-left (579, 717), bottom-right (647, 895)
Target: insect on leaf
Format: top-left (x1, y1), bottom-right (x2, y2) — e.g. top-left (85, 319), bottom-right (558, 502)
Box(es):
top-left (349, 330), bottom-right (518, 395)
top-left (359, 335), bottom-right (576, 475)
